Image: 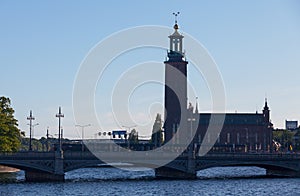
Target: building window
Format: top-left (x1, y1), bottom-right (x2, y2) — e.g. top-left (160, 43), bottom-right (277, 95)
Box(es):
top-left (198, 134), bottom-right (202, 144)
top-left (237, 133), bottom-right (240, 144)
top-left (227, 133), bottom-right (230, 144)
top-left (255, 133), bottom-right (258, 143)
top-left (263, 133), bottom-right (266, 150)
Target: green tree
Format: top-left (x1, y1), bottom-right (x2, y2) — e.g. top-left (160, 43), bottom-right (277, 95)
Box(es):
top-left (128, 129), bottom-right (138, 144)
top-left (273, 129), bottom-right (295, 151)
top-left (0, 96), bottom-right (22, 152)
top-left (150, 113), bottom-right (163, 147)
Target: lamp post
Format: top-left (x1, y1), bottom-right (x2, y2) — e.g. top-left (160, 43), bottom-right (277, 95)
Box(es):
top-left (26, 122), bottom-right (39, 151)
top-left (32, 123), bottom-right (39, 150)
top-left (75, 124), bottom-right (91, 152)
top-left (187, 117), bottom-right (196, 158)
top-left (27, 110), bottom-right (36, 151)
top-left (46, 127), bottom-right (49, 151)
top-left (187, 118), bottom-right (196, 140)
top-left (31, 123), bottom-right (39, 137)
top-left (55, 107), bottom-right (64, 152)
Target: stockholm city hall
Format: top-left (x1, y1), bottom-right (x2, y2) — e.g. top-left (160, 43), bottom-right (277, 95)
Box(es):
top-left (162, 18), bottom-right (273, 154)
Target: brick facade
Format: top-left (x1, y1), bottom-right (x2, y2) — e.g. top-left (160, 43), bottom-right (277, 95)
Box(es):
top-left (188, 101), bottom-right (273, 153)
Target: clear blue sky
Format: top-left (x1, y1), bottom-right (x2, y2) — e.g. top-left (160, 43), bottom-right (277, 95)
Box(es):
top-left (1, 1), bottom-right (299, 139)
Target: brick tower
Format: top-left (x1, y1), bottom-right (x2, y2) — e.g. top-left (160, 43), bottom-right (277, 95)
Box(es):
top-left (164, 19), bottom-right (188, 143)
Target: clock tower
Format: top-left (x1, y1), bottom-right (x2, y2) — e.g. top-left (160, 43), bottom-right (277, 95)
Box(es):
top-left (164, 19), bottom-right (188, 143)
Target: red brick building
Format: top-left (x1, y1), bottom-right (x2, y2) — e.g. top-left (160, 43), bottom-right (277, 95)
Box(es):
top-left (188, 99), bottom-right (273, 153)
top-left (162, 20), bottom-right (273, 153)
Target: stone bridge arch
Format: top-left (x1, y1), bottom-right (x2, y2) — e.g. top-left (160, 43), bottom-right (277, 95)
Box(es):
top-left (0, 160), bottom-right (54, 173)
top-left (195, 157), bottom-right (300, 177)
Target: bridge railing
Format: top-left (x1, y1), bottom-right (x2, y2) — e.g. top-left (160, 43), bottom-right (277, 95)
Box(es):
top-left (0, 151), bottom-right (55, 160)
top-left (0, 151), bottom-right (299, 161)
top-left (201, 152), bottom-right (300, 160)
top-left (63, 151), bottom-right (98, 160)
top-left (0, 151), bottom-right (98, 160)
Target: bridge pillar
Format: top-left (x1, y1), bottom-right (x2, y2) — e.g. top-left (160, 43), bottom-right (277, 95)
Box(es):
top-left (54, 151), bottom-right (64, 175)
top-left (25, 170), bottom-right (64, 182)
top-left (25, 151), bottom-right (65, 182)
top-left (155, 166), bottom-right (196, 179)
top-left (53, 151), bottom-right (65, 181)
top-left (266, 168), bottom-right (300, 177)
top-left (155, 144), bottom-right (197, 179)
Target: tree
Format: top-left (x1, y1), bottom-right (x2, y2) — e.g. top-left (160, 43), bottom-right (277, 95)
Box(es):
top-left (0, 96), bottom-right (22, 152)
top-left (128, 129), bottom-right (138, 144)
top-left (273, 129), bottom-right (295, 151)
top-left (150, 113), bottom-right (163, 147)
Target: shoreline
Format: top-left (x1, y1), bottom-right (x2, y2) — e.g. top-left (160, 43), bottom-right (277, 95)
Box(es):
top-left (0, 165), bottom-right (19, 173)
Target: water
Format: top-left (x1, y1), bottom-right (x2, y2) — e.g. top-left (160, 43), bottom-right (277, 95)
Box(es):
top-left (0, 167), bottom-right (299, 196)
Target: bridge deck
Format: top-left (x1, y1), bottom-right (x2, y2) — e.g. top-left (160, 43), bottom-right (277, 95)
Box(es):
top-left (0, 152), bottom-right (299, 178)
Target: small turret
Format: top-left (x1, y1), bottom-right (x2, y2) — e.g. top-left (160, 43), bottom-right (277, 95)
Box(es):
top-left (167, 12), bottom-right (184, 59)
top-left (263, 98), bottom-right (270, 124)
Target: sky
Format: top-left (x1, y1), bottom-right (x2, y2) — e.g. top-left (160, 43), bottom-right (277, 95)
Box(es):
top-left (0, 1), bottom-right (300, 139)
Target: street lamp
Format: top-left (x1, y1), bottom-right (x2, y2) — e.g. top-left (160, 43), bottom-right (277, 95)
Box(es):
top-left (75, 124), bottom-right (91, 152)
top-left (26, 123), bottom-right (39, 151)
top-left (55, 107), bottom-right (64, 152)
top-left (46, 127), bottom-right (50, 151)
top-left (27, 110), bottom-right (36, 151)
top-left (187, 118), bottom-right (196, 140)
top-left (187, 117), bottom-right (196, 158)
top-left (32, 123), bottom-right (39, 136)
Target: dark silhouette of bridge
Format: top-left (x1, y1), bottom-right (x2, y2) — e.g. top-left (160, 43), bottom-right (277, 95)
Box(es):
top-left (0, 150), bottom-right (299, 181)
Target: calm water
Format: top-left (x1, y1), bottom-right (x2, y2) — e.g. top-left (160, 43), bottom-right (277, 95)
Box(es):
top-left (0, 167), bottom-right (299, 196)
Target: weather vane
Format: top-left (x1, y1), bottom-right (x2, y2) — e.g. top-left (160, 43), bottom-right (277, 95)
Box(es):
top-left (173, 12), bottom-right (180, 24)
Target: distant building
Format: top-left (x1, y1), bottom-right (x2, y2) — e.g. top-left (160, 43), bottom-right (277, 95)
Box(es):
top-left (188, 99), bottom-right (273, 153)
top-left (293, 130), bottom-right (300, 151)
top-left (286, 120), bottom-right (298, 131)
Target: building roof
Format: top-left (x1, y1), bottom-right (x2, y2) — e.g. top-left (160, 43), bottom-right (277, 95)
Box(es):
top-left (197, 113), bottom-right (265, 125)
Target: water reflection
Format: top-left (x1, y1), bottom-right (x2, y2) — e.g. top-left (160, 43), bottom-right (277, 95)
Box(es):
top-left (0, 166), bottom-right (266, 183)
top-left (0, 168), bottom-right (299, 196)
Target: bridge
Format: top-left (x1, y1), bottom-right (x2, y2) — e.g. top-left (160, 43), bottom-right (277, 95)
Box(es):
top-left (0, 150), bottom-right (299, 181)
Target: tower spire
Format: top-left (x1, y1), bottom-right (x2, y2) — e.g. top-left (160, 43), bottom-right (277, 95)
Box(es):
top-left (263, 98), bottom-right (270, 125)
top-left (264, 97), bottom-right (269, 110)
top-left (195, 97), bottom-right (199, 114)
top-left (168, 12), bottom-right (184, 55)
top-left (172, 12), bottom-right (180, 30)
top-left (173, 12), bottom-right (180, 24)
